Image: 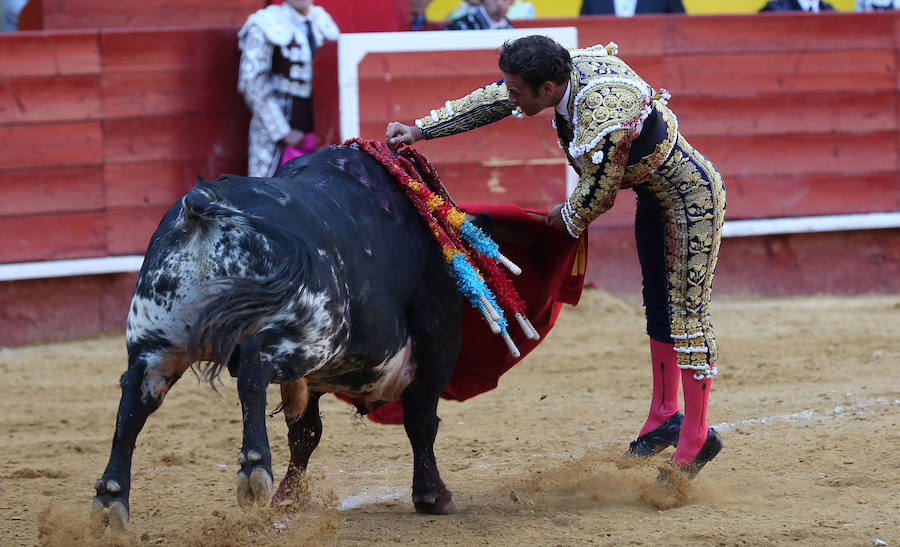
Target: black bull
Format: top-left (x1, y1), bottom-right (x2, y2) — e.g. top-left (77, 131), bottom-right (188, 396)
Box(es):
top-left (92, 144), bottom-right (469, 530)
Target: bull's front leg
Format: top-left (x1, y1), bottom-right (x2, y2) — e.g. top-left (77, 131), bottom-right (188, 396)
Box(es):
top-left (92, 360), bottom-right (181, 531)
top-left (402, 379), bottom-right (456, 515)
top-left (235, 335), bottom-right (276, 508)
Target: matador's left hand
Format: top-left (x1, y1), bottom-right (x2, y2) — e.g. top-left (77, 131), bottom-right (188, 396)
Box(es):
top-left (545, 203), bottom-right (567, 234)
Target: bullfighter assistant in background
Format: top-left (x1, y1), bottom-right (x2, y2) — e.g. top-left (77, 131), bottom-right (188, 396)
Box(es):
top-left (386, 35), bottom-right (726, 478)
top-left (238, 0), bottom-right (339, 177)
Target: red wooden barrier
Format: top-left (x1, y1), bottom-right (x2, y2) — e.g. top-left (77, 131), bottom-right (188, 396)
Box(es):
top-left (2, 13), bottom-right (900, 346)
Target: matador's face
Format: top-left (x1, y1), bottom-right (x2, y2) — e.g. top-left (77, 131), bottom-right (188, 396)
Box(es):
top-left (285, 0), bottom-right (313, 15)
top-left (502, 72), bottom-right (543, 117)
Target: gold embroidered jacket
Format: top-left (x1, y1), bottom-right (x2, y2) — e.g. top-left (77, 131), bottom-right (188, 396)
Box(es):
top-left (415, 43), bottom-right (677, 238)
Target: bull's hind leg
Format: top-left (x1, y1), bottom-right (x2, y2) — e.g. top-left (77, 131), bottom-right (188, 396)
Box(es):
top-left (93, 353), bottom-right (188, 531)
top-left (271, 388), bottom-right (323, 506)
top-left (235, 335), bottom-right (277, 508)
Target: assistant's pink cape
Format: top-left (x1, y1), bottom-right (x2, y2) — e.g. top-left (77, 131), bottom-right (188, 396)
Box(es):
top-left (339, 202), bottom-right (587, 424)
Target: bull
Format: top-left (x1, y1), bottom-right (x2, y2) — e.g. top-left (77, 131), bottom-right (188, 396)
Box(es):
top-left (92, 143), bottom-right (471, 531)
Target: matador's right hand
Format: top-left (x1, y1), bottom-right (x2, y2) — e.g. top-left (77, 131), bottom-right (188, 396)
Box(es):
top-left (385, 122), bottom-right (424, 147)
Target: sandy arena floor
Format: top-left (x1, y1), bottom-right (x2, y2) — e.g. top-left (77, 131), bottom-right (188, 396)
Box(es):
top-left (1, 290), bottom-right (898, 546)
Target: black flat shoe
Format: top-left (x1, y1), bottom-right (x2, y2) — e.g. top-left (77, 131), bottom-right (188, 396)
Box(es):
top-left (659, 427), bottom-right (723, 482)
top-left (624, 411), bottom-right (683, 458)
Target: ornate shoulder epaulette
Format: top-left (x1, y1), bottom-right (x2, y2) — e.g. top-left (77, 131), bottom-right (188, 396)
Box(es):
top-left (415, 81), bottom-right (518, 140)
top-left (562, 42), bottom-right (671, 165)
top-left (570, 78), bottom-right (649, 164)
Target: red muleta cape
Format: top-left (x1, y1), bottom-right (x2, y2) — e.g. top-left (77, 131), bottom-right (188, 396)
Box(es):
top-left (340, 202), bottom-right (587, 424)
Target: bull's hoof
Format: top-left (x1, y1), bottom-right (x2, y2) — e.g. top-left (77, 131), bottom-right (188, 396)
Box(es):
top-left (271, 466), bottom-right (309, 508)
top-left (237, 467), bottom-right (273, 508)
top-left (412, 491), bottom-right (457, 515)
top-left (91, 479), bottom-right (129, 532)
top-left (90, 497), bottom-right (129, 533)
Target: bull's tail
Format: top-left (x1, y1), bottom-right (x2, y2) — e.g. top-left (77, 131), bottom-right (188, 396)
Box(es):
top-left (182, 181), bottom-right (306, 384)
top-left (187, 261), bottom-right (304, 385)
top-left (180, 180), bottom-right (252, 227)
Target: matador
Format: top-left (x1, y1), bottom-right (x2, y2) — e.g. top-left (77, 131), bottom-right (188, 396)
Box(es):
top-left (386, 35), bottom-right (726, 478)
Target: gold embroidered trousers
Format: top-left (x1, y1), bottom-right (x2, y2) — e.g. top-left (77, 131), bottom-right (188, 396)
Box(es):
top-left (635, 133), bottom-right (726, 379)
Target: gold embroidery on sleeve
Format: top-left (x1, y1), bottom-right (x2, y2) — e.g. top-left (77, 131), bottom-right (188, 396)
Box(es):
top-left (415, 81), bottom-right (515, 140)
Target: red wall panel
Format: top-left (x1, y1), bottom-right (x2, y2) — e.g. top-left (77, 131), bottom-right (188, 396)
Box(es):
top-left (0, 273), bottom-right (137, 347)
top-left (42, 0), bottom-right (258, 30)
top-left (518, 17), bottom-right (663, 56)
top-left (101, 115), bottom-right (246, 164)
top-left (3, 14), bottom-right (900, 346)
top-left (101, 71), bottom-right (244, 119)
top-left (106, 206), bottom-right (171, 255)
top-left (0, 166), bottom-right (105, 217)
top-left (0, 213), bottom-right (107, 262)
top-left (0, 31), bottom-right (100, 77)
top-left (0, 77), bottom-right (101, 125)
top-left (662, 50), bottom-right (896, 96)
top-left (0, 121), bottom-right (103, 170)
top-left (691, 132), bottom-right (898, 178)
top-left (99, 28), bottom-right (240, 73)
top-left (663, 13), bottom-right (895, 54)
top-left (104, 161), bottom-right (209, 208)
top-left (723, 174), bottom-right (900, 220)
top-left (675, 92), bottom-right (897, 139)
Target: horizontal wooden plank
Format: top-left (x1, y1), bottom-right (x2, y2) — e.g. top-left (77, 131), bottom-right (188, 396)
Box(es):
top-left (674, 91), bottom-right (898, 138)
top-left (0, 273), bottom-right (136, 347)
top-left (662, 50), bottom-right (896, 96)
top-left (585, 225), bottom-right (900, 295)
top-left (101, 70), bottom-right (245, 119)
top-left (0, 76), bottom-right (101, 125)
top-left (104, 161), bottom-right (211, 208)
top-left (106, 206), bottom-right (172, 255)
top-left (664, 13), bottom-right (895, 55)
top-left (0, 31), bottom-right (100, 78)
top-left (99, 27), bottom-right (241, 73)
top-left (358, 51), bottom-right (511, 80)
top-left (102, 115), bottom-right (247, 164)
top-left (0, 166), bottom-right (105, 217)
top-left (691, 132), bottom-right (898, 178)
top-left (714, 228), bottom-right (900, 295)
top-left (516, 16), bottom-right (664, 57)
top-left (0, 212), bottom-right (107, 263)
top-left (0, 121), bottom-right (103, 170)
top-left (723, 173), bottom-right (900, 219)
top-left (44, 1), bottom-right (255, 30)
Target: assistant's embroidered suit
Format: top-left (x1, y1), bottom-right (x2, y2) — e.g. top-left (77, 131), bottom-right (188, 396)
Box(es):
top-left (238, 3), bottom-right (339, 177)
top-left (414, 44), bottom-right (725, 377)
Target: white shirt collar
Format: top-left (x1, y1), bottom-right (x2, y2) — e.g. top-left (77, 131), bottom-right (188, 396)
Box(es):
top-left (478, 6), bottom-right (508, 29)
top-left (613, 0), bottom-right (638, 17)
top-left (796, 0), bottom-right (820, 11)
top-left (555, 80), bottom-right (572, 122)
top-left (285, 3), bottom-right (311, 22)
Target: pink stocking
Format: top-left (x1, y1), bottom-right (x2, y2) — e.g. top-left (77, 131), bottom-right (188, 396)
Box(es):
top-left (671, 367), bottom-right (712, 466)
top-left (639, 338), bottom-right (681, 436)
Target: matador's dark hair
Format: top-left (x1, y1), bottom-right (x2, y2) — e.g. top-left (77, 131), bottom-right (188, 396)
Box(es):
top-left (498, 35), bottom-right (572, 94)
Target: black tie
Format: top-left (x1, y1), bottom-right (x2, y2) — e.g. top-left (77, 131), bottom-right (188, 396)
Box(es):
top-left (305, 20), bottom-right (317, 58)
top-left (555, 112), bottom-right (574, 144)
